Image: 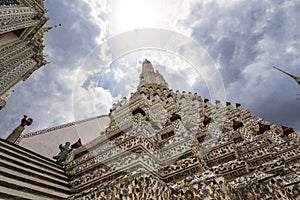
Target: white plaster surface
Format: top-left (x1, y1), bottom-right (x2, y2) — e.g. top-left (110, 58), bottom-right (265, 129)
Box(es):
top-left (18, 115), bottom-right (110, 159)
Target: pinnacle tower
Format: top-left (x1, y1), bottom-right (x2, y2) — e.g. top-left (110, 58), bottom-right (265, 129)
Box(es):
top-left (138, 59), bottom-right (168, 88)
top-left (64, 60), bottom-right (300, 199)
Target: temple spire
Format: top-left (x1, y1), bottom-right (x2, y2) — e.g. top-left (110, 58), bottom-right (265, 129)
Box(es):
top-left (138, 59), bottom-right (168, 88)
top-left (141, 59), bottom-right (155, 73)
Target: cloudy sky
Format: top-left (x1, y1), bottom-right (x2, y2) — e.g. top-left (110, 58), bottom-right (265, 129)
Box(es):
top-left (0, 0), bottom-right (299, 139)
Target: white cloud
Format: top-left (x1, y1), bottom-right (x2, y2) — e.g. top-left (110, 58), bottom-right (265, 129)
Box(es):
top-left (82, 0), bottom-right (110, 43)
top-left (72, 86), bottom-right (112, 121)
top-left (179, 0), bottom-right (300, 131)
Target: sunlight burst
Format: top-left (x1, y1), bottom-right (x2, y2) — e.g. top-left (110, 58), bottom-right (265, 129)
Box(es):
top-left (110, 0), bottom-right (165, 33)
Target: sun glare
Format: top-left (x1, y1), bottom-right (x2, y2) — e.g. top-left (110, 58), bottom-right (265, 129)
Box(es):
top-left (110, 0), bottom-right (164, 33)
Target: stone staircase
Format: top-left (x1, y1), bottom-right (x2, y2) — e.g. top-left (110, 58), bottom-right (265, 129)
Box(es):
top-left (0, 138), bottom-right (72, 199)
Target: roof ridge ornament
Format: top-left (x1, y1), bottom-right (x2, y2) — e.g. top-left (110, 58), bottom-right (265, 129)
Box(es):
top-left (273, 66), bottom-right (300, 85)
top-left (273, 66), bottom-right (300, 100)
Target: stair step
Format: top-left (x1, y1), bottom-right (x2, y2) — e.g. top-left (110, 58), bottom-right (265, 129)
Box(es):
top-left (0, 161), bottom-right (70, 187)
top-left (0, 157), bottom-right (69, 183)
top-left (0, 141), bottom-right (64, 174)
top-left (0, 139), bottom-right (60, 169)
top-left (0, 186), bottom-right (41, 200)
top-left (0, 175), bottom-right (70, 199)
top-left (0, 166), bottom-right (71, 192)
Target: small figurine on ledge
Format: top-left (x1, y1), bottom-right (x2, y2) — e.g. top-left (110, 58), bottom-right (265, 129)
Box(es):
top-left (53, 139), bottom-right (82, 165)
